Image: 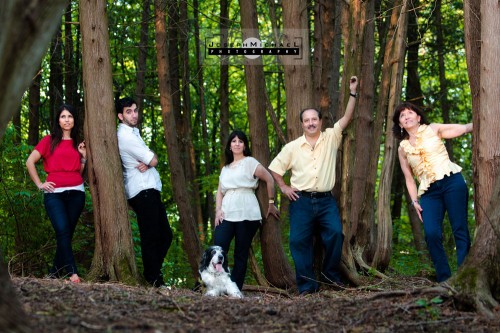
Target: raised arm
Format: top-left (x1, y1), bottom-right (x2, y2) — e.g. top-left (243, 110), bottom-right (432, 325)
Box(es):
top-left (430, 123), bottom-right (473, 139)
top-left (338, 76), bottom-right (359, 130)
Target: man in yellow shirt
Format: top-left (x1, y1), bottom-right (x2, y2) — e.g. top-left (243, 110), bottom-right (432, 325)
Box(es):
top-left (269, 76), bottom-right (358, 295)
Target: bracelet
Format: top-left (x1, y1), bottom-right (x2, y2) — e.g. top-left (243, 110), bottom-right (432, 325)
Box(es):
top-left (81, 158), bottom-right (87, 164)
top-left (269, 199), bottom-right (275, 204)
top-left (349, 92), bottom-right (357, 98)
top-left (412, 199), bottom-right (418, 205)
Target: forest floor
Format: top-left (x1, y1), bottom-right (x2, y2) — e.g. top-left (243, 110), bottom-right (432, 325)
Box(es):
top-left (12, 276), bottom-right (500, 333)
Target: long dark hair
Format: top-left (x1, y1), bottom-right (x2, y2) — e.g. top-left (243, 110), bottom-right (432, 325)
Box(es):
top-left (224, 130), bottom-right (252, 166)
top-left (392, 102), bottom-right (430, 140)
top-left (50, 104), bottom-right (80, 153)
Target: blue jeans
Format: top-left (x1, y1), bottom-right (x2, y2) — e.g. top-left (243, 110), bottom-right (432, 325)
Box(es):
top-left (420, 172), bottom-right (470, 282)
top-left (289, 194), bottom-right (343, 293)
top-left (128, 189), bottom-right (173, 286)
top-left (213, 219), bottom-right (261, 290)
top-left (44, 190), bottom-right (85, 277)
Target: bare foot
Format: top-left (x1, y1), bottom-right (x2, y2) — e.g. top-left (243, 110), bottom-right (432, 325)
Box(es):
top-left (69, 274), bottom-right (81, 283)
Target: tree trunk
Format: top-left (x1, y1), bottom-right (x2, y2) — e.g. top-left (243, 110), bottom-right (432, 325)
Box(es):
top-left (28, 71), bottom-right (41, 146)
top-left (154, 0), bottom-right (202, 279)
top-left (282, 0), bottom-right (313, 139)
top-left (372, 0), bottom-right (408, 270)
top-left (64, 3), bottom-right (78, 107)
top-left (194, 0), bottom-right (213, 233)
top-left (49, 25), bottom-right (63, 125)
top-left (134, 0), bottom-right (151, 119)
top-left (451, 0), bottom-right (500, 315)
top-left (0, 0), bottom-right (69, 137)
top-left (80, 0), bottom-right (139, 284)
top-left (0, 0), bottom-right (69, 328)
top-left (0, 259), bottom-right (31, 332)
top-left (435, 0), bottom-right (454, 159)
top-left (219, 0), bottom-right (230, 166)
top-left (313, 0), bottom-right (339, 128)
top-left (339, 0), bottom-right (376, 280)
top-left (404, 0), bottom-right (426, 250)
top-left (239, 0), bottom-right (295, 289)
top-left (179, 0), bottom-right (204, 241)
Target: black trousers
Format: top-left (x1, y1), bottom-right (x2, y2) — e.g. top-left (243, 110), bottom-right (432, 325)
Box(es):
top-left (128, 189), bottom-right (173, 285)
top-left (213, 219), bottom-right (261, 290)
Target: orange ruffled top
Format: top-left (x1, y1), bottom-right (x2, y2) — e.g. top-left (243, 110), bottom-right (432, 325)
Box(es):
top-left (400, 124), bottom-right (462, 197)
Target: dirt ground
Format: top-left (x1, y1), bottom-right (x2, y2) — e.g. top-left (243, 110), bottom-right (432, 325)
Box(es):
top-left (11, 276), bottom-right (500, 332)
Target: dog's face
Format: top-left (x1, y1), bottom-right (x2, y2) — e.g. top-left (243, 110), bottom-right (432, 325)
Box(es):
top-left (199, 245), bottom-right (229, 274)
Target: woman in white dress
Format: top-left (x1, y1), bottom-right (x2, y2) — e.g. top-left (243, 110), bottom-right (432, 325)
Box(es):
top-left (214, 130), bottom-right (279, 291)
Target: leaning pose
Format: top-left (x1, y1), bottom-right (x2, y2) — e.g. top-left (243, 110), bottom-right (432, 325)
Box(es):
top-left (393, 101), bottom-right (472, 282)
top-left (26, 104), bottom-right (87, 283)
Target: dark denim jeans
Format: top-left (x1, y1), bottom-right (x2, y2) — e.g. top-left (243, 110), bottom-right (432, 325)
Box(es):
top-left (213, 219), bottom-right (261, 290)
top-left (44, 190), bottom-right (85, 277)
top-left (289, 194), bottom-right (343, 293)
top-left (420, 172), bottom-right (471, 282)
top-left (128, 189), bottom-right (173, 286)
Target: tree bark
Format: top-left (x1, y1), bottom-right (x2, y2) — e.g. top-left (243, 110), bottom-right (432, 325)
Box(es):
top-left (0, 0), bottom-right (69, 137)
top-left (28, 71), bottom-right (41, 146)
top-left (372, 0), bottom-right (408, 270)
top-left (0, 0), bottom-right (69, 329)
top-left (435, 0), bottom-right (454, 159)
top-left (282, 0), bottom-right (313, 139)
top-left (239, 0), bottom-right (295, 289)
top-left (80, 0), bottom-right (139, 284)
top-left (49, 24), bottom-right (63, 125)
top-left (452, 0), bottom-right (500, 317)
top-left (219, 0), bottom-right (230, 166)
top-left (134, 0), bottom-right (151, 119)
top-left (154, 0), bottom-right (202, 279)
top-left (339, 0), bottom-right (376, 280)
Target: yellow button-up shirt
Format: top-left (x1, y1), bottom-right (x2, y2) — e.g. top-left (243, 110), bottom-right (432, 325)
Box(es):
top-left (269, 122), bottom-right (343, 192)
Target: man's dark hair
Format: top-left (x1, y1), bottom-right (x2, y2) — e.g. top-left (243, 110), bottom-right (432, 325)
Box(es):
top-left (116, 97), bottom-right (136, 118)
top-left (299, 108), bottom-right (322, 122)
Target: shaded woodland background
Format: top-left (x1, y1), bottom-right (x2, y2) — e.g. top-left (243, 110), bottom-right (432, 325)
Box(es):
top-left (0, 0), bottom-right (499, 327)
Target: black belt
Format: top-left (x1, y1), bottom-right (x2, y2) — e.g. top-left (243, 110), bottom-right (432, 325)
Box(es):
top-left (298, 191), bottom-right (332, 198)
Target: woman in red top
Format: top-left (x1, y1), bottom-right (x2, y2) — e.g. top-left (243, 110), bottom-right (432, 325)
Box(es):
top-left (26, 104), bottom-right (87, 283)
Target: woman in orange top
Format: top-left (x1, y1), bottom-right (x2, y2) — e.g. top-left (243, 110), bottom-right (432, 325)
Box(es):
top-left (393, 102), bottom-right (472, 282)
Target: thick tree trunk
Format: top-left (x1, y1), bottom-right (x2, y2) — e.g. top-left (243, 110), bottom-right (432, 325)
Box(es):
top-left (313, 0), bottom-right (339, 128)
top-left (282, 0), bottom-right (313, 139)
top-left (0, 0), bottom-right (69, 329)
top-left (452, 0), bottom-right (499, 316)
top-left (372, 0), bottom-right (408, 270)
top-left (340, 0), bottom-right (376, 280)
top-left (80, 0), bottom-right (139, 284)
top-left (239, 0), bottom-right (295, 289)
top-left (0, 259), bottom-right (31, 332)
top-left (154, 0), bottom-right (202, 279)
top-left (0, 0), bottom-right (69, 137)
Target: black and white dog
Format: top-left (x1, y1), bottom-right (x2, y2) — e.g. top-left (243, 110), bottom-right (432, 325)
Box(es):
top-left (199, 245), bottom-right (243, 298)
